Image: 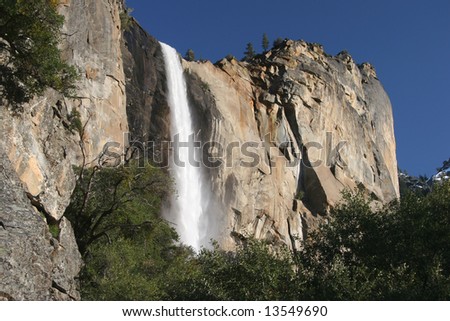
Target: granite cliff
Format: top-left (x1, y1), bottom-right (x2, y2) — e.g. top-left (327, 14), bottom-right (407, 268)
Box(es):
top-left (1, 0), bottom-right (127, 300)
top-left (184, 41), bottom-right (399, 249)
top-left (0, 0), bottom-right (398, 299)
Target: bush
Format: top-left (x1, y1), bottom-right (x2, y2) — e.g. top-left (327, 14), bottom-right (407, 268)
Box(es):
top-left (191, 240), bottom-right (299, 300)
top-left (119, 6), bottom-right (133, 31)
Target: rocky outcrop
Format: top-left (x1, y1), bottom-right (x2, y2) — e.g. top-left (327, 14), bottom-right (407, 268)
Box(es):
top-left (184, 40), bottom-right (399, 249)
top-left (0, 146), bottom-right (82, 300)
top-left (0, 0), bottom-right (127, 300)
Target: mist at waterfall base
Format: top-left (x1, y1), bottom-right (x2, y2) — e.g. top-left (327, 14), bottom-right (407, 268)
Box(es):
top-left (160, 43), bottom-right (218, 252)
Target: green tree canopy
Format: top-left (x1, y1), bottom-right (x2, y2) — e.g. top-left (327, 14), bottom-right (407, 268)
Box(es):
top-left (68, 157), bottom-right (450, 300)
top-left (0, 0), bottom-right (77, 105)
top-left (65, 162), bottom-right (172, 256)
top-left (65, 162), bottom-right (201, 300)
top-left (196, 241), bottom-right (297, 300)
top-left (298, 182), bottom-right (450, 300)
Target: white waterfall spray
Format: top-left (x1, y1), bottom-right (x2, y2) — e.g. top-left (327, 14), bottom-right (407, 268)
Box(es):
top-left (160, 42), bottom-right (205, 251)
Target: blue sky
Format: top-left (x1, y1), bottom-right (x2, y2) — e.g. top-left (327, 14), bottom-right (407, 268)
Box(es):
top-left (126, 0), bottom-right (449, 176)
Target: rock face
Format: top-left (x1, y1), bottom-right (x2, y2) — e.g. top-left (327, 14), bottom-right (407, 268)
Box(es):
top-left (58, 0), bottom-right (128, 163)
top-left (0, 147), bottom-right (81, 300)
top-left (0, 0), bottom-right (127, 300)
top-left (121, 21), bottom-right (170, 146)
top-left (1, 0), bottom-right (128, 221)
top-left (184, 41), bottom-right (399, 249)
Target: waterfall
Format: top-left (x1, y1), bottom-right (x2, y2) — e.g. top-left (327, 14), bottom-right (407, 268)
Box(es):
top-left (160, 42), bottom-right (204, 251)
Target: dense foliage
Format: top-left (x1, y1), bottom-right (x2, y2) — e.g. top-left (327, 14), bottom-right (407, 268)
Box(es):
top-left (65, 163), bottom-right (196, 300)
top-left (194, 182), bottom-right (450, 300)
top-left (299, 183), bottom-right (450, 300)
top-left (0, 0), bottom-right (77, 105)
top-left (189, 241), bottom-right (298, 300)
top-left (67, 160), bottom-right (450, 300)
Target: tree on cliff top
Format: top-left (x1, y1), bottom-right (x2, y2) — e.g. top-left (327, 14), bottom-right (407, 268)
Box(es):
top-left (0, 0), bottom-right (77, 106)
top-left (243, 42), bottom-right (255, 61)
top-left (184, 49), bottom-right (195, 62)
top-left (262, 33), bottom-right (269, 52)
top-left (273, 37), bottom-right (284, 48)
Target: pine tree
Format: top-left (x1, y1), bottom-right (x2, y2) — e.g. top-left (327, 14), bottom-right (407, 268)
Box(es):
top-left (184, 49), bottom-right (195, 62)
top-left (243, 42), bottom-right (255, 61)
top-left (262, 33), bottom-right (269, 52)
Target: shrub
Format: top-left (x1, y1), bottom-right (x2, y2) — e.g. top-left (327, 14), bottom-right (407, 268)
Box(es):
top-left (119, 7), bottom-right (133, 31)
top-left (193, 240), bottom-right (299, 300)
